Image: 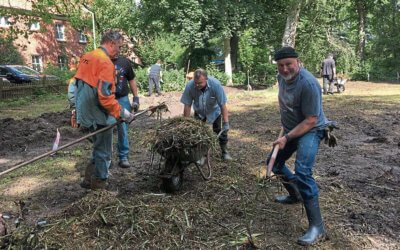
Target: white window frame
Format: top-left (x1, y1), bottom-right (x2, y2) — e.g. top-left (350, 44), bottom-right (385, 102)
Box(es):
top-left (32, 55), bottom-right (43, 72)
top-left (79, 31), bottom-right (87, 43)
top-left (58, 55), bottom-right (68, 69)
top-left (55, 23), bottom-right (65, 41)
top-left (30, 21), bottom-right (40, 31)
top-left (0, 16), bottom-right (10, 28)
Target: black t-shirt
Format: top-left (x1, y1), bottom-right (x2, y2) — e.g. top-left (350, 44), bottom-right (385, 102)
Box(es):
top-left (112, 57), bottom-right (135, 98)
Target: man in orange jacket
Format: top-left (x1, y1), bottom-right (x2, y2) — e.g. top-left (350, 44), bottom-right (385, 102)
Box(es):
top-left (74, 30), bottom-right (135, 190)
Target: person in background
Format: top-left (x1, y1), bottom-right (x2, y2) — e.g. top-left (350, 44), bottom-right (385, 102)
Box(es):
top-left (180, 68), bottom-right (233, 161)
top-left (321, 53), bottom-right (336, 95)
top-left (112, 56), bottom-right (139, 168)
top-left (147, 59), bottom-right (163, 96)
top-left (74, 30), bottom-right (135, 190)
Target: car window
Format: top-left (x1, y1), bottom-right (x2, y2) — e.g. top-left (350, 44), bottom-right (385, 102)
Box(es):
top-left (0, 67), bottom-right (8, 75)
top-left (12, 66), bottom-right (39, 75)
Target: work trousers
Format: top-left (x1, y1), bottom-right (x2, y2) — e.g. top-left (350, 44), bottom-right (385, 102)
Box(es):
top-left (116, 95), bottom-right (131, 161)
top-left (322, 75), bottom-right (334, 94)
top-left (194, 113), bottom-right (228, 146)
top-left (89, 125), bottom-right (113, 180)
top-left (271, 129), bottom-right (325, 201)
top-left (148, 75), bottom-right (161, 96)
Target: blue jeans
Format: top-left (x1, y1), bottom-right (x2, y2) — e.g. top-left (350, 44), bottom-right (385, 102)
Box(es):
top-left (116, 96), bottom-right (131, 161)
top-left (272, 130), bottom-right (325, 201)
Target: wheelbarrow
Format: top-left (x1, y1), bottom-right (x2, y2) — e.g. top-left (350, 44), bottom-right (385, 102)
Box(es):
top-left (155, 143), bottom-right (212, 193)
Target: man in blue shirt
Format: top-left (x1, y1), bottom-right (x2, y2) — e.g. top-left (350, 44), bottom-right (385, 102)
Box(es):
top-left (269, 47), bottom-right (328, 245)
top-left (180, 69), bottom-right (233, 161)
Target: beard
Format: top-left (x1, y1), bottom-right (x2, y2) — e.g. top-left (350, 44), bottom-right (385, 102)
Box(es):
top-left (280, 69), bottom-right (299, 82)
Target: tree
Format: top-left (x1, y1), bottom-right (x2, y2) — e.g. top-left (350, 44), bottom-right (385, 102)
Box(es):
top-left (281, 0), bottom-right (306, 47)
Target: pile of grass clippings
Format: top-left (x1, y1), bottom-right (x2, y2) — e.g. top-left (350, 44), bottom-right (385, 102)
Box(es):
top-left (146, 116), bottom-right (218, 154)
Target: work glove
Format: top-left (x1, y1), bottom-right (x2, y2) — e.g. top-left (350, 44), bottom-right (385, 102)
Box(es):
top-left (71, 109), bottom-right (78, 128)
top-left (121, 108), bottom-right (135, 123)
top-left (324, 121), bottom-right (339, 147)
top-left (222, 121), bottom-right (230, 132)
top-left (131, 96), bottom-right (140, 112)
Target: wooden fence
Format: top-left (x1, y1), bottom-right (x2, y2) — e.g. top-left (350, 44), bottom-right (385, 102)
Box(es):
top-left (0, 77), bottom-right (67, 100)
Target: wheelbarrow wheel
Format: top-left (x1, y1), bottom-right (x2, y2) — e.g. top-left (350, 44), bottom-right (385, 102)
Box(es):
top-left (161, 157), bottom-right (184, 193)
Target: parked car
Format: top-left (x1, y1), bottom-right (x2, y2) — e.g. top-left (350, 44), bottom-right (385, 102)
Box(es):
top-left (0, 65), bottom-right (58, 84)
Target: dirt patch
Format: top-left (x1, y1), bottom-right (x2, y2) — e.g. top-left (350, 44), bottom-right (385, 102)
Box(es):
top-left (1, 83), bottom-right (399, 248)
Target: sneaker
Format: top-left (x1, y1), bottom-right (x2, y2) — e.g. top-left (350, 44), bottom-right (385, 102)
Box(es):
top-left (118, 160), bottom-right (131, 168)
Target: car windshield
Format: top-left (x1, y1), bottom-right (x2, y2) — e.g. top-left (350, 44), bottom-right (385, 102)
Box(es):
top-left (12, 66), bottom-right (39, 75)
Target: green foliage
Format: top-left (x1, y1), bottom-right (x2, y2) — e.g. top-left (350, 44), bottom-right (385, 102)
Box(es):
top-left (44, 64), bottom-right (74, 82)
top-left (162, 69), bottom-right (187, 92)
top-left (133, 67), bottom-right (149, 93)
top-left (136, 33), bottom-right (188, 68)
top-left (232, 72), bottom-right (246, 86)
top-left (0, 37), bottom-right (24, 64)
top-left (206, 63), bottom-right (229, 86)
top-left (134, 67), bottom-right (187, 93)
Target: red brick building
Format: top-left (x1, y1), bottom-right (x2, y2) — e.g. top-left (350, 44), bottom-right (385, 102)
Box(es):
top-left (0, 0), bottom-right (90, 72)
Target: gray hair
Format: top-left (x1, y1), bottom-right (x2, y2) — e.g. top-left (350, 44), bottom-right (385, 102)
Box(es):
top-left (101, 30), bottom-right (123, 45)
top-left (194, 68), bottom-right (208, 80)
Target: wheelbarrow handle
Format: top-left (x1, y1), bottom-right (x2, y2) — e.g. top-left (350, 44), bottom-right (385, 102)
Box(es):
top-left (217, 129), bottom-right (227, 138)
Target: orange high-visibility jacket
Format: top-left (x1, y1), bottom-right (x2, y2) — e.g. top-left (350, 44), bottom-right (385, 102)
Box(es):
top-left (74, 48), bottom-right (121, 119)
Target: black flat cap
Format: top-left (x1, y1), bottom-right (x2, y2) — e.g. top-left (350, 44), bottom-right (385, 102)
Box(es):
top-left (274, 46), bottom-right (298, 61)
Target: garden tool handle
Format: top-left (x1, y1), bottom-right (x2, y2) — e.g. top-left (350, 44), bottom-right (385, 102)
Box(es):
top-left (217, 129), bottom-right (227, 138)
top-left (267, 128), bottom-right (284, 177)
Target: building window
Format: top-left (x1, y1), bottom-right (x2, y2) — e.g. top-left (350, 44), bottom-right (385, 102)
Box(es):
top-left (55, 24), bottom-right (65, 41)
top-left (58, 56), bottom-right (68, 69)
top-left (30, 21), bottom-right (40, 31)
top-left (32, 55), bottom-right (43, 72)
top-left (79, 31), bottom-right (87, 43)
top-left (0, 16), bottom-right (10, 28)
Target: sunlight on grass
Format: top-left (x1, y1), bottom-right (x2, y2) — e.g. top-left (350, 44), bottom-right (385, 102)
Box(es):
top-left (0, 155), bottom-right (79, 188)
top-left (0, 94), bottom-right (68, 119)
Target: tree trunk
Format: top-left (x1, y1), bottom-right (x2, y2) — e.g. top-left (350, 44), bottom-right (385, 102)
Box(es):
top-left (356, 0), bottom-right (367, 60)
top-left (230, 33), bottom-right (239, 72)
top-left (224, 37), bottom-right (233, 86)
top-left (281, 0), bottom-right (303, 47)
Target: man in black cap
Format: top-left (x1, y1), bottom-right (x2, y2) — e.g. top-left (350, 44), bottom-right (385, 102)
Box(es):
top-left (268, 46), bottom-right (329, 245)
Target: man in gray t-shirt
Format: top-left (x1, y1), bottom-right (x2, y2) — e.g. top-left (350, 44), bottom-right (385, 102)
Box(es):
top-left (147, 59), bottom-right (163, 96)
top-left (269, 47), bottom-right (328, 246)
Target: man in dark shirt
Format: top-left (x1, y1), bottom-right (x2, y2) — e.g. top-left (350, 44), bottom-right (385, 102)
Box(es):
top-left (112, 56), bottom-right (139, 168)
top-left (321, 53), bottom-right (336, 95)
top-left (147, 59), bottom-right (162, 96)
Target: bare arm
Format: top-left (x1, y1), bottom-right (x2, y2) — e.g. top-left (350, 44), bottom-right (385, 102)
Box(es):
top-left (129, 79), bottom-right (138, 97)
top-left (273, 115), bottom-right (317, 149)
top-left (183, 105), bottom-right (191, 117)
top-left (221, 104), bottom-right (229, 123)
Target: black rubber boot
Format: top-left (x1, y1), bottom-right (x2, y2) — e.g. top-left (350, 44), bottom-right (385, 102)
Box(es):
top-left (297, 197), bottom-right (326, 246)
top-left (220, 144), bottom-right (233, 161)
top-left (274, 179), bottom-right (303, 204)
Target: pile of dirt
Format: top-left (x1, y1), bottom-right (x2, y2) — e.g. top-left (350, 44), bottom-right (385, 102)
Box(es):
top-left (0, 110), bottom-right (84, 156)
top-left (146, 116), bottom-right (218, 155)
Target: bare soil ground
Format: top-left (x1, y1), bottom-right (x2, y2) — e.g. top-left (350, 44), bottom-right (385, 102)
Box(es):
top-left (0, 81), bottom-right (399, 249)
